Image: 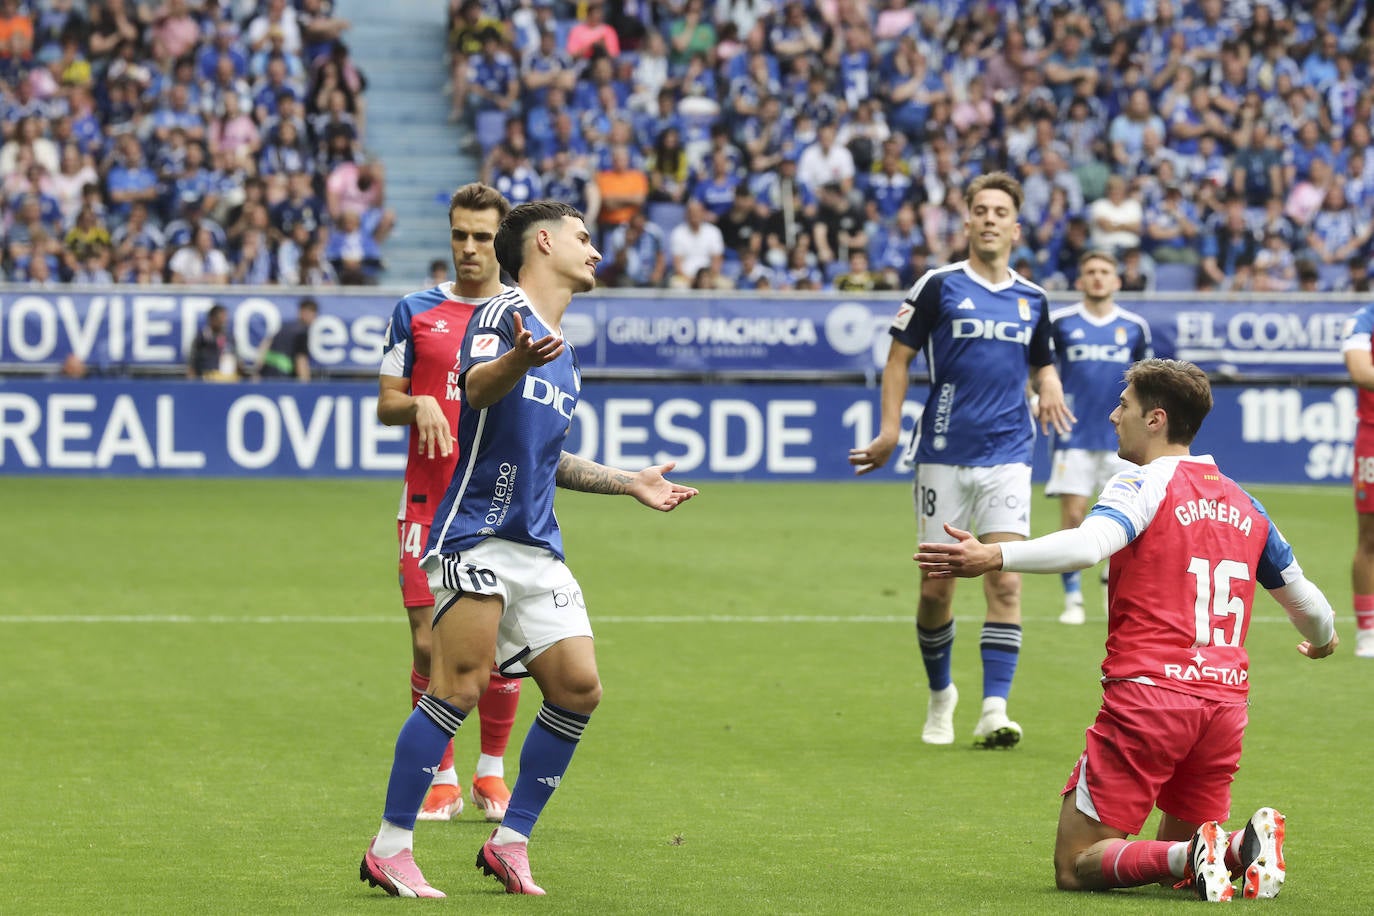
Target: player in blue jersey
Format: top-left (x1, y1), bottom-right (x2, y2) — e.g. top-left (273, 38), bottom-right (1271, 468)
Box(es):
top-left (360, 200), bottom-right (698, 899)
top-left (849, 171), bottom-right (1075, 749)
top-left (1047, 251), bottom-right (1152, 625)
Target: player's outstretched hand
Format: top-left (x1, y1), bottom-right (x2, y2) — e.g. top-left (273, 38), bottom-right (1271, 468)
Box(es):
top-left (628, 461), bottom-right (699, 512)
top-left (914, 523), bottom-right (1004, 578)
top-left (1298, 632), bottom-right (1339, 659)
top-left (412, 394), bottom-right (453, 459)
top-left (849, 433), bottom-right (899, 475)
top-left (510, 312), bottom-right (564, 368)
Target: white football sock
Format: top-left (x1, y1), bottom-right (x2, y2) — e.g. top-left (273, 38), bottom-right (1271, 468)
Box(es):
top-left (493, 826), bottom-right (529, 846)
top-left (373, 821), bottom-right (413, 858)
top-left (474, 753), bottom-right (505, 780)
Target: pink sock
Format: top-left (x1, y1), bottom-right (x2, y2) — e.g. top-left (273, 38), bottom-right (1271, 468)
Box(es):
top-left (1101, 839), bottom-right (1176, 887)
top-left (1354, 594), bottom-right (1374, 631)
top-left (410, 668), bottom-right (429, 708)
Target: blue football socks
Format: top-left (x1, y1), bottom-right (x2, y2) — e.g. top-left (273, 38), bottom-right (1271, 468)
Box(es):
top-left (381, 694), bottom-right (465, 830)
top-left (502, 702), bottom-right (591, 838)
top-left (917, 620), bottom-right (956, 691)
top-left (980, 622), bottom-right (1023, 700)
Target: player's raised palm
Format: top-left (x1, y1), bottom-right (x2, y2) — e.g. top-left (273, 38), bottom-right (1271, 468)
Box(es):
top-left (510, 312), bottom-right (564, 368)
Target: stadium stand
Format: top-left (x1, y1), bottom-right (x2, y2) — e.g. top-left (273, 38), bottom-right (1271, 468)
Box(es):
top-left (3, 1), bottom-right (1372, 293)
top-left (439, 0), bottom-right (1373, 294)
top-left (0, 0), bottom-right (384, 287)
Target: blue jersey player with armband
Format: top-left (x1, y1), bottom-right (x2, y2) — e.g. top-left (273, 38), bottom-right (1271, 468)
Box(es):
top-left (850, 171), bottom-right (1076, 749)
top-left (1047, 250), bottom-right (1152, 625)
top-left (360, 201), bottom-right (699, 899)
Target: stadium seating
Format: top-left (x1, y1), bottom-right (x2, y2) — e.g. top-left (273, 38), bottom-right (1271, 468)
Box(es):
top-left (646, 201), bottom-right (686, 240)
top-left (1154, 262), bottom-right (1198, 293)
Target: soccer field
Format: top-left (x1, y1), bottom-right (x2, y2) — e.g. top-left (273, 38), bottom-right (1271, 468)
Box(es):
top-left (1, 478), bottom-right (1365, 914)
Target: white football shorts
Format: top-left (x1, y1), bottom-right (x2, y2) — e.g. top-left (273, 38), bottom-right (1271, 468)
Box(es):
top-left (1044, 448), bottom-right (1136, 498)
top-left (426, 538), bottom-right (593, 678)
top-left (914, 462), bottom-right (1032, 544)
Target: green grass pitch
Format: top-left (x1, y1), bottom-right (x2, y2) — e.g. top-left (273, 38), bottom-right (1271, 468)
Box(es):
top-left (0, 478), bottom-right (1366, 914)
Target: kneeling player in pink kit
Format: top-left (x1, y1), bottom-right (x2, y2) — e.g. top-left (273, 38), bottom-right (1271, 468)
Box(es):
top-left (917, 358), bottom-right (1339, 902)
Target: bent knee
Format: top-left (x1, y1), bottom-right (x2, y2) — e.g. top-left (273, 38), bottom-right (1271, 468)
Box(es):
top-left (548, 677), bottom-right (602, 715)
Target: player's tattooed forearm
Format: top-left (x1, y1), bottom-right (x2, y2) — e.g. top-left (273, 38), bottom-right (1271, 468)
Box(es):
top-left (557, 451), bottom-right (632, 494)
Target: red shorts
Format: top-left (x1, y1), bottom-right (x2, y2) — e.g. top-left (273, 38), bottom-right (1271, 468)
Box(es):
top-left (1061, 680), bottom-right (1246, 834)
top-left (1356, 425), bottom-right (1374, 513)
top-left (397, 519), bottom-right (434, 609)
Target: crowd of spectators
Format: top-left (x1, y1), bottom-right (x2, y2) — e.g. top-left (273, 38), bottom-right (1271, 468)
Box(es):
top-left (0, 0), bottom-right (394, 288)
top-left (452, 0), bottom-right (1374, 293)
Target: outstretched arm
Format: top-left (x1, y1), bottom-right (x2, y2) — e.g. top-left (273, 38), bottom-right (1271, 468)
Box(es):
top-left (556, 453), bottom-right (699, 511)
top-left (464, 312), bottom-right (564, 410)
top-left (916, 516), bottom-right (1126, 577)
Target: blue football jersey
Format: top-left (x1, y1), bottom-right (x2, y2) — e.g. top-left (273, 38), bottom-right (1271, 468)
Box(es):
top-left (1050, 303), bottom-right (1152, 451)
top-left (891, 262), bottom-right (1054, 467)
top-left (423, 288), bottom-right (581, 562)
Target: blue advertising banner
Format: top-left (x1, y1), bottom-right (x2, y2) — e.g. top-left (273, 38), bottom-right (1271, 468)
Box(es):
top-left (0, 287), bottom-right (1361, 379)
top-left (0, 379), bottom-right (1354, 484)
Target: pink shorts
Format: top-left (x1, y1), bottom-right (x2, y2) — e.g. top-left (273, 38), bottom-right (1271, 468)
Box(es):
top-left (1061, 680), bottom-right (1246, 834)
top-left (397, 519), bottom-right (434, 609)
top-left (1356, 425), bottom-right (1374, 513)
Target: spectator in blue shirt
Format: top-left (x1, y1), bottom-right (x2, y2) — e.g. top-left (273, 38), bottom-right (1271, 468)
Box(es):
top-left (603, 208), bottom-right (667, 287)
top-left (324, 208), bottom-right (382, 285)
top-left (1145, 183), bottom-right (1201, 264)
top-left (105, 133), bottom-right (157, 223)
top-left (690, 148), bottom-right (740, 220)
top-left (1301, 30), bottom-right (1341, 92)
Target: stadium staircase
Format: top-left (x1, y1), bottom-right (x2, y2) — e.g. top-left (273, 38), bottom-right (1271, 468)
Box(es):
top-left (335, 0), bottom-right (480, 286)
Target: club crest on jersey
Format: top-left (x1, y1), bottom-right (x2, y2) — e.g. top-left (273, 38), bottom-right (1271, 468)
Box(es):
top-left (1017, 297), bottom-right (1030, 321)
top-left (1115, 325), bottom-right (1127, 345)
top-left (471, 333), bottom-right (499, 357)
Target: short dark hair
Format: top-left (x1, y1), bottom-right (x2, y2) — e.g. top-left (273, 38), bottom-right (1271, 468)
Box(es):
top-left (495, 200), bottom-right (585, 279)
top-left (298, 297), bottom-right (319, 315)
top-left (448, 182), bottom-right (511, 225)
top-left (1124, 358), bottom-right (1212, 446)
top-left (964, 170), bottom-right (1024, 212)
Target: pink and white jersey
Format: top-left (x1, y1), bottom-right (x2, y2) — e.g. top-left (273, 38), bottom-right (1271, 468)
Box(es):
top-left (1087, 455), bottom-right (1300, 703)
top-left (1341, 302), bottom-right (1374, 425)
top-left (380, 282), bottom-right (508, 523)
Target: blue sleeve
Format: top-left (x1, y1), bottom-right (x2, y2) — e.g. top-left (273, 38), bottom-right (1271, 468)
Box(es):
top-left (1086, 503), bottom-right (1138, 542)
top-left (1349, 304), bottom-right (1374, 338)
top-left (382, 299), bottom-right (414, 371)
top-left (1249, 493), bottom-right (1296, 590)
top-left (458, 302), bottom-right (519, 378)
top-left (890, 271), bottom-right (943, 352)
